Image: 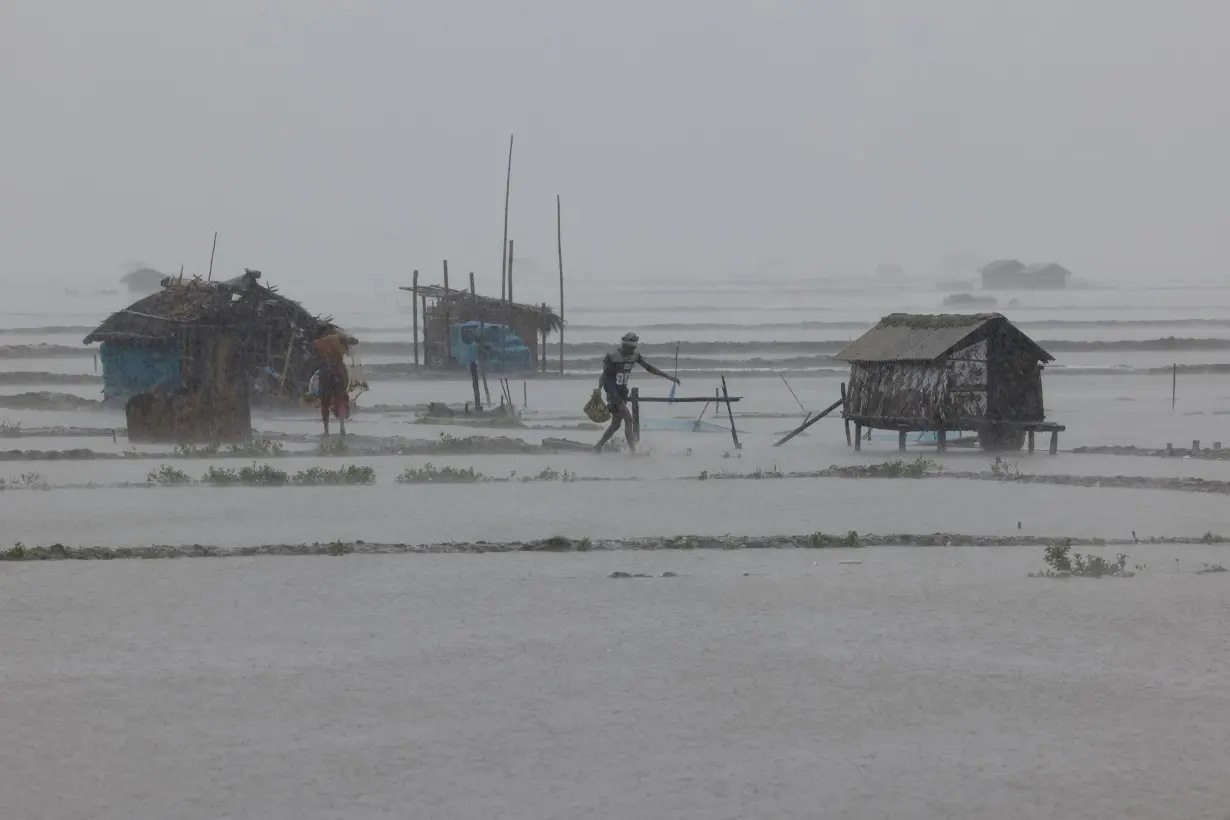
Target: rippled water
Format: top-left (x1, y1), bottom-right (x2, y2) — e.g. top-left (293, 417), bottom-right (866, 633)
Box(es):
top-left (3, 548), bottom-right (1229, 819)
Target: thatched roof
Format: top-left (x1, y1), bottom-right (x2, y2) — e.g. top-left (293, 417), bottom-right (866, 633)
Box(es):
top-left (835, 313), bottom-right (1053, 364)
top-left (85, 271), bottom-right (331, 345)
top-left (978, 259), bottom-right (1025, 276)
top-left (402, 284), bottom-right (563, 334)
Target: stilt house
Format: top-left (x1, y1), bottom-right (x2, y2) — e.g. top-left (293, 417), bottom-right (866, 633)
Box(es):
top-left (835, 313), bottom-right (1064, 451)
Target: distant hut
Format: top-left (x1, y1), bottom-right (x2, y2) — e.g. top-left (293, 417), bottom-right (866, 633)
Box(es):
top-left (119, 267), bottom-right (170, 294)
top-left (84, 270), bottom-right (334, 442)
top-left (402, 283), bottom-right (563, 371)
top-left (835, 313), bottom-right (1063, 452)
top-left (979, 260), bottom-right (1071, 290)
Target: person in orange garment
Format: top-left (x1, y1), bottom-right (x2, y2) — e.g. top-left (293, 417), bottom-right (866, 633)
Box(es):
top-left (312, 329), bottom-right (358, 435)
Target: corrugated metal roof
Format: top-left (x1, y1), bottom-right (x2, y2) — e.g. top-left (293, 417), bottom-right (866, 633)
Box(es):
top-left (835, 313), bottom-right (1016, 363)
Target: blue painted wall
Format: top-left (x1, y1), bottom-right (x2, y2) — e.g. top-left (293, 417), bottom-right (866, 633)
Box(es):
top-left (99, 341), bottom-right (182, 400)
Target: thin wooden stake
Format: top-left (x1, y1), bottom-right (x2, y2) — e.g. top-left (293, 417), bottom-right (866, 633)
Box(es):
top-left (1172, 362), bottom-right (1177, 411)
top-left (411, 270), bottom-right (419, 366)
top-left (557, 194), bottom-right (565, 375)
top-left (773, 397), bottom-right (843, 447)
top-left (721, 376), bottom-right (741, 450)
top-left (501, 134), bottom-right (513, 301)
top-left (507, 238), bottom-right (515, 303)
top-left (206, 231), bottom-right (218, 281)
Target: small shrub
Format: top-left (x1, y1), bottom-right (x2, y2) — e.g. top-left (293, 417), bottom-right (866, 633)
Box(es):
top-left (806, 531), bottom-right (861, 548)
top-left (175, 442), bottom-right (221, 457)
top-left (326, 540), bottom-right (352, 556)
top-left (230, 438), bottom-right (284, 457)
top-left (1201, 531), bottom-right (1225, 544)
top-left (698, 470), bottom-right (709, 481)
top-left (0, 418), bottom-right (21, 437)
top-left (1, 542), bottom-right (29, 560)
top-left (528, 466), bottom-right (574, 482)
top-left (1196, 563), bottom-right (1227, 574)
top-left (3, 472), bottom-right (50, 490)
top-left (237, 462), bottom-right (289, 486)
top-left (293, 465), bottom-right (377, 486)
top-left (147, 465), bottom-right (192, 485)
top-left (1035, 540), bottom-right (1133, 577)
top-left (748, 466), bottom-right (783, 479)
top-left (202, 466), bottom-right (240, 485)
top-left (395, 463), bottom-right (484, 484)
top-left (990, 457), bottom-right (1021, 479)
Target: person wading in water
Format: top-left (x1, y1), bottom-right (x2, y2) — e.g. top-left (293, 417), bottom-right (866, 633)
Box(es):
top-left (312, 329), bottom-right (359, 436)
top-left (595, 332), bottom-right (680, 453)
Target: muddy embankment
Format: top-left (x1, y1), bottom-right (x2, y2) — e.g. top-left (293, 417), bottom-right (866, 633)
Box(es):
top-left (0, 392), bottom-right (104, 411)
top-left (0, 344), bottom-right (93, 359)
top-left (3, 531), bottom-right (1225, 561)
top-left (1073, 444), bottom-right (1230, 461)
top-left (0, 372), bottom-right (101, 386)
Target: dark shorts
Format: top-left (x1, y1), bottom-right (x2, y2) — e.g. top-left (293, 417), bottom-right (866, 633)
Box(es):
top-left (604, 385), bottom-right (629, 414)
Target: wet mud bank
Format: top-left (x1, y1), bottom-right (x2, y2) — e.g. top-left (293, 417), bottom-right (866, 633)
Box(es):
top-left (1074, 444), bottom-right (1230, 461)
top-left (2, 532), bottom-right (1222, 561)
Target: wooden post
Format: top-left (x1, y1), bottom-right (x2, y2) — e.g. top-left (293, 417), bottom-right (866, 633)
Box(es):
top-left (721, 376), bottom-right (741, 449)
top-left (470, 361), bottom-right (483, 415)
top-left (469, 271), bottom-right (476, 297)
top-left (841, 382), bottom-right (851, 446)
top-left (411, 270), bottom-right (419, 366)
top-left (898, 430), bottom-right (907, 451)
top-left (207, 231), bottom-right (218, 281)
top-left (630, 387), bottom-right (641, 445)
top-left (557, 193), bottom-right (565, 375)
top-left (501, 134), bottom-right (513, 301)
top-left (937, 428), bottom-right (947, 452)
top-left (1049, 430), bottom-right (1058, 455)
top-left (442, 260), bottom-right (450, 364)
top-left (523, 380), bottom-right (528, 408)
top-left (1028, 430), bottom-right (1035, 453)
top-left (774, 397), bottom-right (844, 447)
top-left (1172, 363), bottom-right (1177, 411)
top-left (507, 239), bottom-right (515, 303)
top-left (420, 291), bottom-right (429, 367)
top-left (854, 423), bottom-right (862, 451)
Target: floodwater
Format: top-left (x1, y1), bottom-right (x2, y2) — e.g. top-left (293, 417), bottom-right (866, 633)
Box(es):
top-left (4, 548), bottom-right (1230, 819)
top-left (4, 274), bottom-right (1230, 818)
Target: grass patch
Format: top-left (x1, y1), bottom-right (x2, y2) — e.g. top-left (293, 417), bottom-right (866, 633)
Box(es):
top-left (203, 462), bottom-right (289, 486)
top-left (0, 418), bottom-right (21, 437)
top-left (174, 442), bottom-right (221, 457)
top-left (807, 531), bottom-right (861, 548)
top-left (317, 438), bottom-right (349, 456)
top-left (229, 438), bottom-right (284, 457)
top-left (990, 457), bottom-right (1022, 478)
top-left (0, 472), bottom-right (49, 491)
top-left (293, 465), bottom-right (377, 486)
top-left (147, 465), bottom-right (192, 485)
top-left (395, 463), bottom-right (484, 484)
top-left (526, 466), bottom-right (575, 482)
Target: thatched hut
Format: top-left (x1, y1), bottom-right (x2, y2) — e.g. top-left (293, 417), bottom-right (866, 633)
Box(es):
top-left (979, 260), bottom-right (1071, 290)
top-left (835, 313), bottom-right (1064, 452)
top-left (84, 271), bottom-right (334, 441)
top-left (401, 283), bottom-right (562, 370)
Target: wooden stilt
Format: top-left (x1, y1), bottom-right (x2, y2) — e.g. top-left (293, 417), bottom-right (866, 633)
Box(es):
top-left (721, 376), bottom-right (741, 450)
top-left (1049, 430), bottom-right (1058, 455)
top-left (898, 430), bottom-right (907, 451)
top-left (841, 382), bottom-right (851, 447)
top-left (411, 270), bottom-right (419, 366)
top-left (630, 387), bottom-right (641, 445)
top-left (773, 396), bottom-right (843, 447)
top-left (1027, 430), bottom-right (1035, 453)
top-left (854, 423), bottom-right (862, 451)
top-left (469, 361), bottom-right (483, 415)
top-left (937, 428), bottom-right (947, 452)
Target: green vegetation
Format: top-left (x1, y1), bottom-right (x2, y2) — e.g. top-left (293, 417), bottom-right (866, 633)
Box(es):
top-left (0, 418), bottom-right (21, 437)
top-left (0, 472), bottom-right (49, 491)
top-left (395, 463), bottom-right (484, 484)
top-left (229, 438), bottom-right (284, 457)
top-left (807, 531), bottom-right (861, 548)
top-left (866, 457), bottom-right (939, 478)
top-left (326, 540), bottom-right (352, 556)
top-left (526, 466), bottom-right (575, 482)
top-left (147, 465), bottom-right (192, 485)
top-left (1033, 540), bottom-right (1134, 577)
top-left (990, 457), bottom-right (1022, 478)
top-left (292, 465), bottom-right (377, 486)
top-left (317, 438), bottom-right (349, 456)
top-left (1, 542), bottom-right (28, 560)
top-left (202, 462), bottom-right (289, 486)
top-left (1201, 531), bottom-right (1226, 544)
top-left (174, 442), bottom-right (221, 457)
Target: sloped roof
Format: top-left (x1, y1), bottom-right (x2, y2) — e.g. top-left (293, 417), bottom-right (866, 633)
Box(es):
top-left (85, 272), bottom-right (331, 344)
top-left (978, 259), bottom-right (1026, 276)
top-left (401, 284), bottom-right (563, 334)
top-left (835, 313), bottom-right (1053, 364)
top-left (1020, 262), bottom-right (1072, 278)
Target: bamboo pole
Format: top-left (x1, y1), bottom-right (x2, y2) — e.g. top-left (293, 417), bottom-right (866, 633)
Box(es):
top-left (411, 270), bottom-right (419, 366)
top-left (721, 376), bottom-right (741, 450)
top-left (442, 260), bottom-right (450, 365)
top-left (557, 194), bottom-right (565, 375)
top-left (206, 231), bottom-right (218, 281)
top-left (774, 397), bottom-right (844, 447)
top-left (507, 239), bottom-right (515, 303)
top-left (501, 134), bottom-right (513, 301)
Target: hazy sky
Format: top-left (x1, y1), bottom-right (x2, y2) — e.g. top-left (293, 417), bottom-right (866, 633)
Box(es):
top-left (3, 0), bottom-right (1226, 290)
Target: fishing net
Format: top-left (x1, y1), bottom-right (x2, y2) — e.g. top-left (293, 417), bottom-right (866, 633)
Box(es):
top-left (583, 389), bottom-right (611, 423)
